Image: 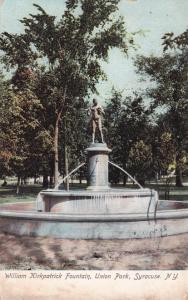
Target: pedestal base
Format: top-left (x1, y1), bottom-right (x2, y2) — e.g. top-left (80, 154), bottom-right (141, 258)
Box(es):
top-left (86, 143), bottom-right (111, 191)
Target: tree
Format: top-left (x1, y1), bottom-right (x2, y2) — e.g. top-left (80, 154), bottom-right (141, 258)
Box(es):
top-left (128, 140), bottom-right (152, 186)
top-left (162, 29), bottom-right (188, 179)
top-left (150, 122), bottom-right (176, 179)
top-left (0, 1), bottom-right (135, 186)
top-left (105, 89), bottom-right (152, 185)
top-left (135, 42), bottom-right (188, 186)
top-left (104, 89), bottom-right (123, 183)
top-left (0, 73), bottom-right (14, 180)
top-left (0, 66), bottom-right (53, 191)
top-left (59, 97), bottom-right (89, 188)
top-left (8, 89), bottom-right (45, 192)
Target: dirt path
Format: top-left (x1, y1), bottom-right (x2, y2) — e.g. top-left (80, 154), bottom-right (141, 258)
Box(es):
top-left (0, 233), bottom-right (188, 270)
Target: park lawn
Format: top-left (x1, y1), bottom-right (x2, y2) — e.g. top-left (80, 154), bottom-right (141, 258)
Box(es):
top-left (0, 185), bottom-right (43, 204)
top-left (0, 182), bottom-right (187, 204)
top-left (145, 183), bottom-right (188, 201)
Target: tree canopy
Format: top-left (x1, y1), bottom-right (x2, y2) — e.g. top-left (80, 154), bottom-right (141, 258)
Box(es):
top-left (0, 1), bottom-right (135, 187)
top-left (135, 29), bottom-right (188, 186)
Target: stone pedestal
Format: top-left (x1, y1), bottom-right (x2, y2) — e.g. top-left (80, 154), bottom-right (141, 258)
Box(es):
top-left (86, 143), bottom-right (111, 190)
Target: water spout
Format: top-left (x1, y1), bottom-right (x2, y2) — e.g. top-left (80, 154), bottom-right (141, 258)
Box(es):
top-left (109, 161), bottom-right (143, 189)
top-left (54, 162), bottom-right (85, 190)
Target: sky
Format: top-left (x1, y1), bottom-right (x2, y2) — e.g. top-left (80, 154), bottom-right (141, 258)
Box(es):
top-left (0, 0), bottom-right (188, 101)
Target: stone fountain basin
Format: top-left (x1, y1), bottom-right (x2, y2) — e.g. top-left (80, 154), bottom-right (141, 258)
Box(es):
top-left (1, 199), bottom-right (188, 211)
top-left (0, 199), bottom-right (188, 239)
top-left (37, 188), bottom-right (158, 215)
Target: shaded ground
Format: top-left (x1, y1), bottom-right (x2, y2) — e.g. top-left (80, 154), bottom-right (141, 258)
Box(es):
top-left (0, 233), bottom-right (188, 270)
top-left (0, 184), bottom-right (42, 204)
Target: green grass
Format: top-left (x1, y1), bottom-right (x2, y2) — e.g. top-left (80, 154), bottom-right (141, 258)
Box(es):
top-left (144, 183), bottom-right (188, 201)
top-left (0, 185), bottom-right (43, 204)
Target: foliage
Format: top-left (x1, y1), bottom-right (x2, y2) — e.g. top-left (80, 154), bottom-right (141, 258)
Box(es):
top-left (128, 140), bottom-right (152, 185)
top-left (162, 29), bottom-right (188, 51)
top-left (105, 89), bottom-right (152, 184)
top-left (151, 126), bottom-right (175, 177)
top-left (0, 1), bottom-right (135, 186)
top-left (135, 30), bottom-right (188, 186)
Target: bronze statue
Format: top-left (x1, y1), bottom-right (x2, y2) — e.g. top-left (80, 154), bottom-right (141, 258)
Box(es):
top-left (88, 98), bottom-right (105, 143)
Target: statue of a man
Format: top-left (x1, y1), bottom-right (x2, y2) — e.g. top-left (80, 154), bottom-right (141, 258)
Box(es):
top-left (88, 98), bottom-right (105, 143)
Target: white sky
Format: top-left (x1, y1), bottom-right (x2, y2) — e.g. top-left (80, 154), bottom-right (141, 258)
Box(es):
top-left (0, 0), bottom-right (188, 101)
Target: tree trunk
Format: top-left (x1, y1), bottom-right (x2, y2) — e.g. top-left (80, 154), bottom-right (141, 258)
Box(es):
top-left (122, 163), bottom-right (127, 186)
top-left (16, 176), bottom-right (21, 194)
top-left (79, 171), bottom-right (82, 184)
top-left (2, 178), bottom-right (7, 186)
top-left (65, 145), bottom-right (69, 191)
top-left (176, 165), bottom-right (183, 187)
top-left (54, 86), bottom-right (67, 188)
top-left (43, 174), bottom-right (48, 188)
top-left (137, 177), bottom-right (145, 187)
top-left (175, 152), bottom-right (183, 187)
top-left (123, 174), bottom-right (128, 186)
top-left (54, 117), bottom-right (59, 187)
top-left (50, 175), bottom-right (54, 188)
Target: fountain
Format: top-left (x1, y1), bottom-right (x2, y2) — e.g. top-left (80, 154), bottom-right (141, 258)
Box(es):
top-left (36, 142), bottom-right (158, 217)
top-left (0, 99), bottom-right (188, 239)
